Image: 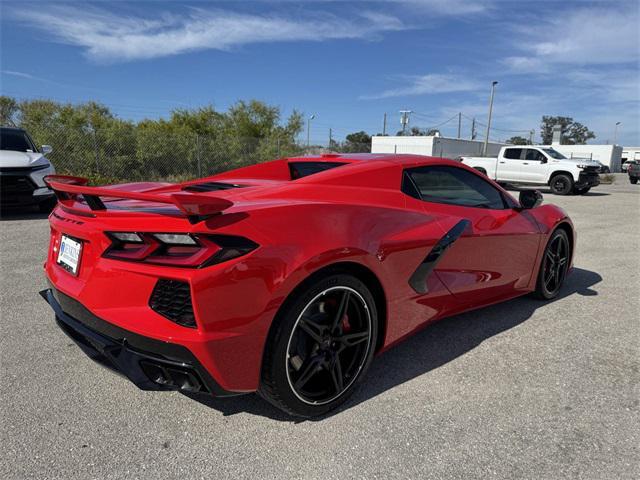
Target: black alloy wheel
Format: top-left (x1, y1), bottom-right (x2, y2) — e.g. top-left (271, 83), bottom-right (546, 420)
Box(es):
top-left (550, 174), bottom-right (573, 195)
top-left (534, 229), bottom-right (570, 299)
top-left (285, 286), bottom-right (371, 405)
top-left (259, 274), bottom-right (377, 417)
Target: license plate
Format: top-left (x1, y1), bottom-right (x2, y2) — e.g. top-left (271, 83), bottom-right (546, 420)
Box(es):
top-left (57, 235), bottom-right (82, 275)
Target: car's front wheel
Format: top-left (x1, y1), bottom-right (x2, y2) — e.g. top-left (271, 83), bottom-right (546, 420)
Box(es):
top-left (259, 273), bottom-right (377, 417)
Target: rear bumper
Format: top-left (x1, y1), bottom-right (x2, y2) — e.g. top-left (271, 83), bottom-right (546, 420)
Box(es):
top-left (40, 287), bottom-right (239, 397)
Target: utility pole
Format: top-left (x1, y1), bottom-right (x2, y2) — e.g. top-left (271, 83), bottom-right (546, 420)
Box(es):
top-left (399, 110), bottom-right (412, 135)
top-left (482, 81), bottom-right (498, 156)
top-left (457, 112), bottom-right (461, 139)
top-left (329, 128), bottom-right (333, 147)
top-left (306, 114), bottom-right (315, 148)
top-left (383, 113), bottom-right (387, 136)
top-left (471, 117), bottom-right (476, 140)
top-left (529, 129), bottom-right (534, 145)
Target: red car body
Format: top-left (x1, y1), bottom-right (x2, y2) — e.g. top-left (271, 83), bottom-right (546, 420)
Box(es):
top-left (42, 154), bottom-right (574, 401)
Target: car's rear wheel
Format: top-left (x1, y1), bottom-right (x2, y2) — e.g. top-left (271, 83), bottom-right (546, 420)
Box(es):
top-left (549, 174), bottom-right (574, 195)
top-left (630, 177), bottom-right (638, 184)
top-left (533, 229), bottom-right (571, 300)
top-left (259, 274), bottom-right (377, 417)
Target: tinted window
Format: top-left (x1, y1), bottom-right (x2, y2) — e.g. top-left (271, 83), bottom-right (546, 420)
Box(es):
top-left (289, 161), bottom-right (345, 179)
top-left (542, 148), bottom-right (566, 159)
top-left (525, 149), bottom-right (546, 161)
top-left (503, 148), bottom-right (523, 160)
top-left (404, 165), bottom-right (506, 209)
top-left (0, 128), bottom-right (36, 152)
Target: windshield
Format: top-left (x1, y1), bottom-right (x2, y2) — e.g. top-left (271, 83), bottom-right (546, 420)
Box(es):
top-left (542, 148), bottom-right (567, 160)
top-left (0, 128), bottom-right (37, 152)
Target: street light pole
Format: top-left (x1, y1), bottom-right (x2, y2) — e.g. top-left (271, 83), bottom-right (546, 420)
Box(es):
top-left (482, 81), bottom-right (498, 156)
top-left (614, 121), bottom-right (621, 145)
top-left (307, 114), bottom-right (315, 148)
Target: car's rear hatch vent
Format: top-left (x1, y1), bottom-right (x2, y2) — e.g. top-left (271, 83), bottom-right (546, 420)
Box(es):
top-left (149, 280), bottom-right (196, 328)
top-left (182, 182), bottom-right (243, 192)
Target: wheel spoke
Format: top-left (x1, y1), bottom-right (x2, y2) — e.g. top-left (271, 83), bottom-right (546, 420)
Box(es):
top-left (329, 355), bottom-right (344, 394)
top-left (331, 290), bottom-right (350, 331)
top-left (338, 331), bottom-right (369, 350)
top-left (293, 356), bottom-right (322, 390)
top-left (298, 317), bottom-right (327, 343)
top-left (545, 250), bottom-right (555, 263)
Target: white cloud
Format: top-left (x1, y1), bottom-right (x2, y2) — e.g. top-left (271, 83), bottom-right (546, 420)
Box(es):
top-left (9, 5), bottom-right (406, 62)
top-left (504, 5), bottom-right (639, 70)
top-left (361, 73), bottom-right (481, 99)
top-left (2, 70), bottom-right (40, 80)
top-left (395, 0), bottom-right (490, 15)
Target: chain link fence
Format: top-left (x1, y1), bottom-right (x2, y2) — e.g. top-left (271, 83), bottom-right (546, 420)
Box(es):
top-left (37, 128), bottom-right (371, 183)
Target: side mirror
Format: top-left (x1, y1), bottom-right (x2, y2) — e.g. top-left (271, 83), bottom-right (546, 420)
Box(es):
top-left (41, 145), bottom-right (53, 155)
top-left (519, 189), bottom-right (543, 209)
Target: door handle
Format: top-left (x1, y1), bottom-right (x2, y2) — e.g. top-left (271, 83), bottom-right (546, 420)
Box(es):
top-left (523, 162), bottom-right (529, 165)
top-left (499, 161), bottom-right (505, 164)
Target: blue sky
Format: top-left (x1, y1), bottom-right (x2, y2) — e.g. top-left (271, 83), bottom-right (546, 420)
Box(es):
top-left (2, 0), bottom-right (639, 145)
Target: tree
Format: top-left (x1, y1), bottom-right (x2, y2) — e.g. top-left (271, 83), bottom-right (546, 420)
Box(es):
top-left (0, 96), bottom-right (18, 125)
top-left (340, 131), bottom-right (371, 153)
top-left (506, 135), bottom-right (529, 145)
top-left (540, 116), bottom-right (595, 145)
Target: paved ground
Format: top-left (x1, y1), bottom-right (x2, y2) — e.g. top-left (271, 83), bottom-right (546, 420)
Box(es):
top-left (1, 175), bottom-right (638, 479)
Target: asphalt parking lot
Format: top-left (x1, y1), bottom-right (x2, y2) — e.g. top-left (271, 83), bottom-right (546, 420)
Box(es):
top-left (1, 175), bottom-right (638, 479)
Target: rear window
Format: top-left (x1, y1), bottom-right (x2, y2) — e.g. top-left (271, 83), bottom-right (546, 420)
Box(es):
top-left (289, 162), bottom-right (345, 179)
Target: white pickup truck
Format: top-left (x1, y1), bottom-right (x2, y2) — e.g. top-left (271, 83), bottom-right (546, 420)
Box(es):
top-left (460, 146), bottom-right (601, 195)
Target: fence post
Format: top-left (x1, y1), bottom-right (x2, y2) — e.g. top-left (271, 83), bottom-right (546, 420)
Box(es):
top-left (93, 128), bottom-right (100, 175)
top-left (196, 133), bottom-right (202, 177)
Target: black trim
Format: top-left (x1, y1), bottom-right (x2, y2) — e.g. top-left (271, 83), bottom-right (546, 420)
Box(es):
top-left (577, 171), bottom-right (600, 188)
top-left (40, 287), bottom-right (238, 397)
top-left (408, 219), bottom-right (471, 294)
top-left (182, 182), bottom-right (243, 192)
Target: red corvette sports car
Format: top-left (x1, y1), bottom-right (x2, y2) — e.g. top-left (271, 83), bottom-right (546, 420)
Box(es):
top-left (41, 154), bottom-right (574, 417)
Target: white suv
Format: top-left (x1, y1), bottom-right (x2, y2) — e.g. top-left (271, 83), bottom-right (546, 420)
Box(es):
top-left (0, 127), bottom-right (56, 210)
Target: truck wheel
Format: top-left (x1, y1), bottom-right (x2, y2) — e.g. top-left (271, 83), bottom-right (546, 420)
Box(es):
top-left (473, 167), bottom-right (487, 176)
top-left (631, 177), bottom-right (638, 184)
top-left (549, 174), bottom-right (574, 195)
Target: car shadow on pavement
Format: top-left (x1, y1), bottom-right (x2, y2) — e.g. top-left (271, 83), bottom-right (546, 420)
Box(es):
top-left (185, 267), bottom-right (602, 422)
top-left (0, 207), bottom-right (50, 221)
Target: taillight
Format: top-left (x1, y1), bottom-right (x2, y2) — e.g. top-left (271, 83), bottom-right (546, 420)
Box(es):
top-left (104, 232), bottom-right (257, 268)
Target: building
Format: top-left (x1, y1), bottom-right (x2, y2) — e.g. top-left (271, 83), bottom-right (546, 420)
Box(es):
top-left (371, 134), bottom-right (504, 159)
top-left (621, 147), bottom-right (640, 165)
top-left (548, 144), bottom-right (623, 172)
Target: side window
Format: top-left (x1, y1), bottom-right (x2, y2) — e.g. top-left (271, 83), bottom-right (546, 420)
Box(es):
top-left (403, 165), bottom-right (507, 209)
top-left (503, 148), bottom-right (523, 160)
top-left (525, 149), bottom-right (546, 161)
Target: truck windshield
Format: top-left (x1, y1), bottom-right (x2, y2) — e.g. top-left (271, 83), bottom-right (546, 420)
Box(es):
top-left (0, 128), bottom-right (37, 152)
top-left (542, 148), bottom-right (567, 160)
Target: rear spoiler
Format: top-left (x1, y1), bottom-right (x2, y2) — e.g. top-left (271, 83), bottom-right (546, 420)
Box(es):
top-left (44, 175), bottom-right (233, 223)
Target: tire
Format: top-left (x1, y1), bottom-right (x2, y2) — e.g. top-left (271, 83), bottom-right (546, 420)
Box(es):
top-left (259, 273), bottom-right (378, 417)
top-left (630, 177), bottom-right (638, 184)
top-left (573, 187), bottom-right (590, 195)
top-left (473, 167), bottom-right (487, 176)
top-left (549, 174), bottom-right (574, 195)
top-left (533, 229), bottom-right (571, 300)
